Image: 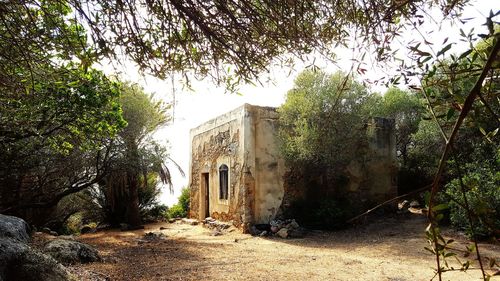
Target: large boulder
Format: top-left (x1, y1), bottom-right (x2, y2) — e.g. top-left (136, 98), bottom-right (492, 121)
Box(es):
top-left (44, 239), bottom-right (101, 264)
top-left (0, 237), bottom-right (71, 281)
top-left (0, 214), bottom-right (30, 243)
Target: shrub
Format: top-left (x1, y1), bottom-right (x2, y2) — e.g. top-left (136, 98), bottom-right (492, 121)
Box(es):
top-left (178, 187), bottom-right (190, 212)
top-left (445, 160), bottom-right (500, 239)
top-left (166, 187), bottom-right (190, 219)
top-left (142, 204), bottom-right (169, 222)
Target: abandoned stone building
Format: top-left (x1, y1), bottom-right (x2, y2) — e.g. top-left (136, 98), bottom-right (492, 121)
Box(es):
top-left (188, 104), bottom-right (397, 229)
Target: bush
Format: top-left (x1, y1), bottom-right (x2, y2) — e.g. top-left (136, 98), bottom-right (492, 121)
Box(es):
top-left (142, 204), bottom-right (169, 222)
top-left (445, 159), bottom-right (500, 239)
top-left (178, 187), bottom-right (190, 212)
top-left (166, 187), bottom-right (190, 219)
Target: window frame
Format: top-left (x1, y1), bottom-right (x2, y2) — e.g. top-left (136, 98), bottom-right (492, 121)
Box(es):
top-left (219, 164), bottom-right (229, 200)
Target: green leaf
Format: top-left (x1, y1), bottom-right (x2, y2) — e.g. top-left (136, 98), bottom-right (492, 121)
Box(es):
top-left (446, 108), bottom-right (455, 121)
top-left (479, 126), bottom-right (487, 136)
top-left (437, 43), bottom-right (453, 57)
top-left (436, 213), bottom-right (444, 221)
top-left (432, 203), bottom-right (449, 212)
top-left (458, 49), bottom-right (473, 60)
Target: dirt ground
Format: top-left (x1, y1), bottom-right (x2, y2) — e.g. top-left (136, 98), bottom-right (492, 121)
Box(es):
top-left (62, 214), bottom-right (499, 281)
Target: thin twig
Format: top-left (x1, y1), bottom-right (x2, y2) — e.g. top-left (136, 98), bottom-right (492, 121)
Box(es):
top-left (427, 36), bottom-right (500, 281)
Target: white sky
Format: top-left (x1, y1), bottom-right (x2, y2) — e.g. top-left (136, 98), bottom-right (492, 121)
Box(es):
top-left (98, 0), bottom-right (499, 207)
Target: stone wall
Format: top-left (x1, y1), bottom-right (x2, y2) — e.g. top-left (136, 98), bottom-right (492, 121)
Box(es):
top-left (344, 117), bottom-right (398, 204)
top-left (279, 117), bottom-right (398, 216)
top-left (189, 106), bottom-right (246, 226)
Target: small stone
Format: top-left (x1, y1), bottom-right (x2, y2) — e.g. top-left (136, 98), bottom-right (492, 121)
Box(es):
top-left (288, 219), bottom-right (299, 229)
top-left (409, 200), bottom-right (420, 208)
top-left (211, 229), bottom-right (222, 236)
top-left (181, 218), bottom-right (199, 225)
top-left (259, 231), bottom-right (268, 237)
top-left (398, 200), bottom-right (410, 210)
top-left (41, 227), bottom-right (52, 234)
top-left (49, 231), bottom-right (59, 236)
top-left (270, 226), bottom-right (279, 233)
top-left (250, 226), bottom-right (260, 236)
top-left (143, 232), bottom-right (165, 240)
top-left (276, 228), bottom-right (288, 238)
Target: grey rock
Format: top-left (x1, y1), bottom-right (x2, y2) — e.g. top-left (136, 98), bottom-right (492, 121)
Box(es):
top-left (41, 227), bottom-right (52, 234)
top-left (249, 225), bottom-right (260, 236)
top-left (276, 228), bottom-right (289, 238)
top-left (398, 200), bottom-right (410, 210)
top-left (0, 214), bottom-right (31, 243)
top-left (181, 218), bottom-right (199, 225)
top-left (49, 231), bottom-right (59, 237)
top-left (0, 237), bottom-right (71, 281)
top-left (143, 232), bottom-right (165, 241)
top-left (44, 239), bottom-right (101, 265)
top-left (409, 200), bottom-right (420, 208)
top-left (211, 229), bottom-right (223, 236)
top-left (203, 217), bottom-right (216, 223)
top-left (259, 231), bottom-right (268, 237)
top-left (287, 219), bottom-right (300, 229)
top-left (270, 225), bottom-right (279, 233)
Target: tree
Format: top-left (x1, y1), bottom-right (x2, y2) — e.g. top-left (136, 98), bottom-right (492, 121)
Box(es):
top-left (367, 88), bottom-right (427, 193)
top-left (0, 1), bottom-right (125, 222)
top-left (0, 66), bottom-right (125, 221)
top-left (2, 1), bottom-right (470, 88)
top-left (373, 88), bottom-right (424, 166)
top-left (278, 70), bottom-right (371, 170)
top-left (97, 83), bottom-right (181, 227)
top-left (278, 70), bottom-right (377, 228)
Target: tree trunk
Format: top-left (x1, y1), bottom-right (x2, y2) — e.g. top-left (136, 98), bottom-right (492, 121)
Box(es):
top-left (125, 171), bottom-right (142, 228)
top-left (124, 140), bottom-right (142, 228)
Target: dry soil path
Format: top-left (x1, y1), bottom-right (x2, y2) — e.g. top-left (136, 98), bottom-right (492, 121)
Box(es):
top-left (69, 214), bottom-right (499, 281)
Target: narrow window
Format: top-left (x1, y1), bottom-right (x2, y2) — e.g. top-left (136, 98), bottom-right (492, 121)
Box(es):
top-left (219, 164), bottom-right (228, 200)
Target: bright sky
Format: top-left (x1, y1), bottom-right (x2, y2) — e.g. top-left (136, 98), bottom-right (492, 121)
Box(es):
top-left (99, 0), bottom-right (499, 207)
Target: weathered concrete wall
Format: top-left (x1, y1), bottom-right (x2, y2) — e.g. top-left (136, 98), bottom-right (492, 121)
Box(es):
top-left (345, 117), bottom-right (398, 204)
top-left (188, 106), bottom-right (246, 226)
top-left (365, 117), bottom-right (398, 201)
top-left (188, 104), bottom-right (286, 227)
top-left (249, 106), bottom-right (285, 223)
top-left (281, 117), bottom-right (398, 214)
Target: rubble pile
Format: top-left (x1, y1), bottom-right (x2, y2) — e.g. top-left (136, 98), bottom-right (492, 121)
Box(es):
top-left (202, 217), bottom-right (233, 236)
top-left (251, 219), bottom-right (306, 239)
